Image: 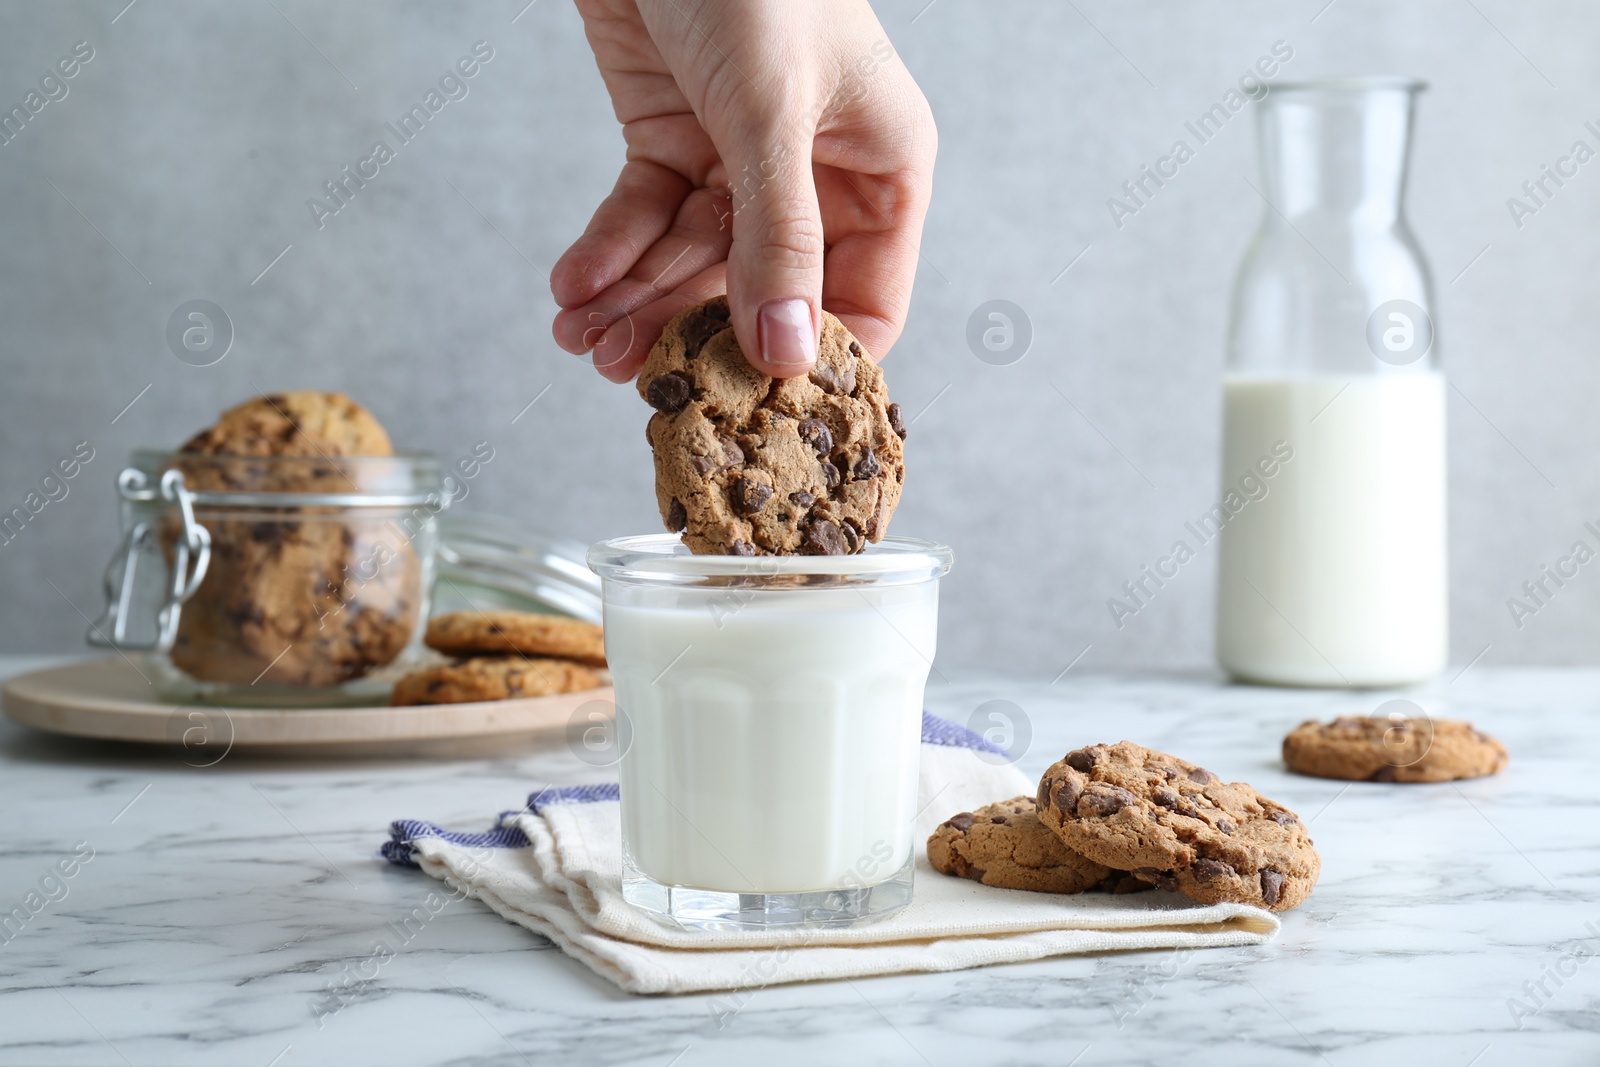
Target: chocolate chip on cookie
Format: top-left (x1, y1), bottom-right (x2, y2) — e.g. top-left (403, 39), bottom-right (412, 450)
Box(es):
top-left (680, 306), bottom-right (729, 357)
top-left (809, 361), bottom-right (855, 396)
top-left (853, 446), bottom-right (881, 481)
top-left (1036, 741), bottom-right (1320, 912)
top-left (728, 477), bottom-right (773, 516)
top-left (927, 796), bottom-right (1150, 895)
top-left (637, 296), bottom-right (905, 555)
top-left (797, 417), bottom-right (833, 456)
top-left (1282, 716), bottom-right (1507, 783)
top-left (646, 372), bottom-right (694, 414)
top-left (803, 517), bottom-right (848, 556)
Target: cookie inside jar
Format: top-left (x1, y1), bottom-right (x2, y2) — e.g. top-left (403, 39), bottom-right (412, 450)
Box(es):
top-left (163, 486), bottom-right (423, 688)
top-left (137, 392), bottom-right (445, 704)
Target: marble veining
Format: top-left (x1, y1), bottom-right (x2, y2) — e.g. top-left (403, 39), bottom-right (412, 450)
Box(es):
top-left (1, 656), bottom-right (1598, 1065)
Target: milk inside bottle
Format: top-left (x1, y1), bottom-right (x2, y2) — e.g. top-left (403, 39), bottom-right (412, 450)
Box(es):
top-left (1216, 373), bottom-right (1446, 686)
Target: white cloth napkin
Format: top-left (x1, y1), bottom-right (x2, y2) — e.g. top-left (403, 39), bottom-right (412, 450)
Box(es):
top-left (384, 715), bottom-right (1278, 995)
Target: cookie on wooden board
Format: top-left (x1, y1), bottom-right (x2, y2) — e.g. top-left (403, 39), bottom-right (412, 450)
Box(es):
top-left (389, 655), bottom-right (602, 706)
top-left (425, 611), bottom-right (607, 668)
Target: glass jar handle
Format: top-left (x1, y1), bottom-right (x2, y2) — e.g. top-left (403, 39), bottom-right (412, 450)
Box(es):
top-left (89, 468), bottom-right (213, 652)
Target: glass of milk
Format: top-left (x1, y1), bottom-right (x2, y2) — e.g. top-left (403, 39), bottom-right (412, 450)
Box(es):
top-left (1218, 78), bottom-right (1446, 687)
top-left (588, 534), bottom-right (953, 930)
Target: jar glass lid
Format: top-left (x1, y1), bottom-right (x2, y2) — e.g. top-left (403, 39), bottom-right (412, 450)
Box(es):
top-left (128, 449), bottom-right (443, 506)
top-left (433, 513), bottom-right (602, 623)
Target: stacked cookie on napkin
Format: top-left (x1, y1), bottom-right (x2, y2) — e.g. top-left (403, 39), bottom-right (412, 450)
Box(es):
top-left (930, 741), bottom-right (1320, 912)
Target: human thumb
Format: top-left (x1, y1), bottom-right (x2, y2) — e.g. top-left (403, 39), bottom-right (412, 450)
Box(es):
top-left (717, 116), bottom-right (824, 377)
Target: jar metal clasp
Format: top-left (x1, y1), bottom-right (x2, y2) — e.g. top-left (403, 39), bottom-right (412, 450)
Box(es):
top-left (89, 468), bottom-right (212, 652)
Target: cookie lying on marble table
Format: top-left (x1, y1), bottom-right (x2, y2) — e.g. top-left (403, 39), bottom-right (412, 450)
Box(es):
top-left (1036, 741), bottom-right (1320, 912)
top-left (1282, 715), bottom-right (1507, 783)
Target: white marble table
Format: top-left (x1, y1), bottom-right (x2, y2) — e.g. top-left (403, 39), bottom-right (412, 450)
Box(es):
top-left (1, 654), bottom-right (1596, 1066)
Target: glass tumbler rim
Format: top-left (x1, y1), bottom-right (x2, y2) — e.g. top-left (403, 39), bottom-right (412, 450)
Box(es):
top-left (587, 534), bottom-right (953, 589)
top-left (1268, 76), bottom-right (1427, 96)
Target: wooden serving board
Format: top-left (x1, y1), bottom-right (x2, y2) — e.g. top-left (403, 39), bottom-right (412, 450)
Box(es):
top-left (2, 657), bottom-right (613, 756)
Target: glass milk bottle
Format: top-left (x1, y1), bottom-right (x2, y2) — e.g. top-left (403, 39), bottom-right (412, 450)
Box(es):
top-left (1217, 78), bottom-right (1446, 687)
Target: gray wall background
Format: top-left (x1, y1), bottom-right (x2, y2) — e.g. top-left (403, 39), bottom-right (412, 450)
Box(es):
top-left (0, 0), bottom-right (1595, 676)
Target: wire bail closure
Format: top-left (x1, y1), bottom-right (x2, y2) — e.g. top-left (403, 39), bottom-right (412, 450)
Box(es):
top-left (89, 468), bottom-right (213, 652)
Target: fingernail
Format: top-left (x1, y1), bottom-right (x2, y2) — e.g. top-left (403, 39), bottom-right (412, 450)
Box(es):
top-left (758, 299), bottom-right (816, 368)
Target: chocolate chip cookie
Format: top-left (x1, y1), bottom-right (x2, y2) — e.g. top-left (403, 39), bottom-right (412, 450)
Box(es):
top-left (169, 518), bottom-right (419, 687)
top-left (389, 655), bottom-right (603, 706)
top-left (1037, 742), bottom-right (1320, 912)
top-left (638, 296), bottom-right (905, 555)
top-left (928, 796), bottom-right (1149, 894)
top-left (180, 391), bottom-right (394, 461)
top-left (1283, 716), bottom-right (1508, 783)
top-left (165, 393), bottom-right (418, 687)
top-left (425, 610), bottom-right (607, 668)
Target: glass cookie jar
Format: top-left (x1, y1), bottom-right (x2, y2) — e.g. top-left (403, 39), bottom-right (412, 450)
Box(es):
top-left (91, 450), bottom-right (447, 706)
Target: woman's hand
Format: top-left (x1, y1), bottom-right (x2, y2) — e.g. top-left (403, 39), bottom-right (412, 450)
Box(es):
top-left (551, 0), bottom-right (936, 381)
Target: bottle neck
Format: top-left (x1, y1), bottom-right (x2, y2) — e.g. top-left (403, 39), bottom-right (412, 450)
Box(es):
top-left (1257, 87), bottom-right (1417, 228)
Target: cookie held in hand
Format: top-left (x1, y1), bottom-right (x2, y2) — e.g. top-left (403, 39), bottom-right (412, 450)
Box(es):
top-left (638, 296), bottom-right (906, 556)
top-left (928, 796), bottom-right (1148, 894)
top-left (1282, 716), bottom-right (1507, 783)
top-left (1037, 741), bottom-right (1320, 912)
